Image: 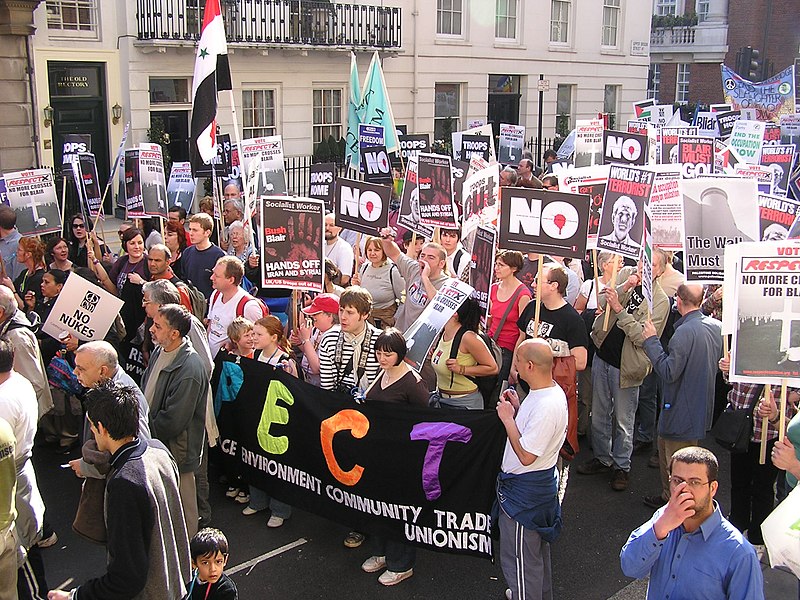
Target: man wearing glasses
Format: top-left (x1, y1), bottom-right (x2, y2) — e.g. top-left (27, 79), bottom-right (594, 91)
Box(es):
top-left (621, 446), bottom-right (763, 600)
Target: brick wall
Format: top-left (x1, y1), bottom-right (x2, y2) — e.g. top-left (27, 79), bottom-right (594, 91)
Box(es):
top-left (690, 63), bottom-right (725, 105)
top-left (726, 0), bottom-right (799, 78)
top-left (659, 63), bottom-right (677, 104)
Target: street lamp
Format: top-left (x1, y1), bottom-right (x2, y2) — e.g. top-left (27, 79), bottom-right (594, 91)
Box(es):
top-left (112, 103), bottom-right (123, 125)
top-left (43, 105), bottom-right (54, 128)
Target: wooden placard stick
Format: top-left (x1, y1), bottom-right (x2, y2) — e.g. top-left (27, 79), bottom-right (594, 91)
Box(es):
top-left (533, 256), bottom-right (544, 337)
top-left (602, 260), bottom-right (620, 331)
top-left (592, 249), bottom-right (601, 309)
top-left (779, 379), bottom-right (788, 442)
top-left (759, 383), bottom-right (772, 465)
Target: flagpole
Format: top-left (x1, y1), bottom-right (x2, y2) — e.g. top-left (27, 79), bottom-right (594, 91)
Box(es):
top-left (226, 90), bottom-right (256, 249)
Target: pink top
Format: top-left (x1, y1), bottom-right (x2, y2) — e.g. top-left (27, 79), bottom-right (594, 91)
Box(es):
top-left (488, 283), bottom-right (531, 352)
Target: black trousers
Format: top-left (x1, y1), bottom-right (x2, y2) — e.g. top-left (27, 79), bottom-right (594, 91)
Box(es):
top-left (728, 439), bottom-right (778, 545)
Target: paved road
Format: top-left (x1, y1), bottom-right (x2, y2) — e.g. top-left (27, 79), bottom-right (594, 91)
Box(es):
top-left (35, 434), bottom-right (795, 599)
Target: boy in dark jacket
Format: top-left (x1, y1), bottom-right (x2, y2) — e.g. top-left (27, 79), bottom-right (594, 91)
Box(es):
top-left (186, 528), bottom-right (238, 600)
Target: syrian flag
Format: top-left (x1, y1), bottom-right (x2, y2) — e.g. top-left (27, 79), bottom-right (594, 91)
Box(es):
top-left (190, 0), bottom-right (232, 174)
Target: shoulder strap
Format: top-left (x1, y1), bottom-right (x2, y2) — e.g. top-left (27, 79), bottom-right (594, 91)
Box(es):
top-left (209, 290), bottom-right (221, 310)
top-left (492, 284), bottom-right (525, 342)
top-left (448, 326), bottom-right (469, 388)
top-left (235, 295), bottom-right (249, 318)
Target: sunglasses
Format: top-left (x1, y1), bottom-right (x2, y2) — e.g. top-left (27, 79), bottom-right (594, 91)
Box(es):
top-left (72, 223), bottom-right (86, 229)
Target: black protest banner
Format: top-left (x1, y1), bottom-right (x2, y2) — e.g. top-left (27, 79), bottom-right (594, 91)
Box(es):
top-left (398, 134), bottom-right (430, 160)
top-left (418, 153), bottom-right (456, 227)
top-left (260, 196), bottom-right (324, 292)
top-left (716, 111), bottom-right (741, 138)
top-left (451, 159), bottom-right (469, 212)
top-left (659, 126), bottom-right (698, 165)
top-left (361, 145), bottom-right (393, 184)
top-left (596, 165), bottom-right (655, 260)
top-left (469, 226), bottom-right (496, 323)
top-left (76, 153), bottom-right (102, 218)
top-left (602, 130), bottom-right (648, 166)
top-left (193, 133), bottom-right (233, 178)
top-left (498, 187), bottom-right (589, 259)
top-left (334, 178), bottom-right (391, 236)
top-left (760, 144), bottom-right (796, 197)
top-left (139, 144), bottom-right (168, 219)
top-left (62, 134), bottom-right (91, 176)
top-left (758, 193), bottom-right (800, 241)
top-left (460, 135), bottom-right (491, 162)
top-left (558, 165), bottom-right (610, 249)
top-left (124, 149), bottom-right (144, 217)
top-left (677, 137), bottom-right (714, 178)
top-left (764, 123), bottom-right (782, 146)
top-left (213, 359), bottom-right (504, 558)
top-left (308, 163), bottom-right (337, 211)
top-left (397, 156), bottom-right (434, 238)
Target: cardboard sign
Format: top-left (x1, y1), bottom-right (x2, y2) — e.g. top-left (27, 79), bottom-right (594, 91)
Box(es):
top-left (417, 153), bottom-right (456, 227)
top-left (652, 104), bottom-right (675, 127)
top-left (714, 140), bottom-right (744, 175)
top-left (398, 134), bottom-right (430, 160)
top-left (574, 119), bottom-right (604, 168)
top-left (558, 165), bottom-right (610, 249)
top-left (633, 99), bottom-right (656, 121)
top-left (734, 163), bottom-right (774, 194)
top-left (760, 145), bottom-right (796, 197)
top-left (758, 193), bottom-right (800, 241)
top-left (74, 153), bottom-right (102, 217)
top-left (693, 111), bottom-right (720, 138)
top-left (596, 165), bottom-right (655, 260)
top-left (397, 156), bottom-right (434, 238)
top-left (498, 187), bottom-right (589, 259)
top-left (167, 162), bottom-right (195, 212)
top-left (469, 226), bottom-right (497, 324)
top-left (124, 149), bottom-right (143, 217)
top-left (729, 120), bottom-right (766, 164)
top-left (334, 178), bottom-right (391, 236)
top-left (259, 196), bottom-right (324, 292)
top-left (660, 126), bottom-right (698, 165)
top-left (461, 164), bottom-right (499, 239)
top-left (3, 168), bottom-right (62, 236)
top-left (451, 159), bottom-right (469, 216)
top-left (452, 124), bottom-right (496, 163)
top-left (649, 169), bottom-right (685, 252)
top-left (61, 134), bottom-right (91, 175)
top-left (194, 132), bottom-right (233, 178)
top-left (602, 130), bottom-right (648, 166)
top-left (241, 135), bottom-right (287, 196)
top-left (138, 143), bottom-right (168, 218)
top-left (677, 137), bottom-right (714, 179)
top-left (42, 273), bottom-right (125, 342)
top-left (460, 135), bottom-right (491, 162)
top-left (360, 145), bottom-right (393, 185)
top-left (716, 110), bottom-right (741, 138)
top-left (498, 124), bottom-right (525, 164)
top-left (308, 163), bottom-right (336, 211)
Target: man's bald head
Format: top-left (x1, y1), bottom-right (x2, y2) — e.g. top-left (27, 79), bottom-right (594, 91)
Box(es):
top-left (517, 339), bottom-right (554, 370)
top-left (676, 283), bottom-right (704, 308)
top-left (75, 341), bottom-right (119, 370)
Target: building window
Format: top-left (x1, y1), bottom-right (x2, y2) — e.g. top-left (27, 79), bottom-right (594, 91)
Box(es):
top-left (550, 1), bottom-right (570, 43)
top-left (149, 79), bottom-right (190, 104)
top-left (602, 0), bottom-right (620, 47)
top-left (604, 84), bottom-right (619, 130)
top-left (312, 89), bottom-right (342, 145)
top-left (655, 0), bottom-right (676, 16)
top-left (697, 0), bottom-right (710, 22)
top-left (437, 0), bottom-right (463, 36)
top-left (496, 0), bottom-right (518, 40)
top-left (676, 64), bottom-right (690, 104)
top-left (434, 83), bottom-right (460, 142)
top-left (556, 84), bottom-right (573, 136)
top-left (46, 0), bottom-right (98, 35)
top-left (647, 64), bottom-right (661, 100)
top-left (243, 90), bottom-right (277, 138)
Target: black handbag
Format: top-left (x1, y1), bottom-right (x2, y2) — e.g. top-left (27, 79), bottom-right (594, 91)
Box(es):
top-left (711, 386), bottom-right (762, 453)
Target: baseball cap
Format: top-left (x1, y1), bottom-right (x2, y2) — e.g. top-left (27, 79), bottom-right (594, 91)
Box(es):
top-left (302, 293), bottom-right (340, 315)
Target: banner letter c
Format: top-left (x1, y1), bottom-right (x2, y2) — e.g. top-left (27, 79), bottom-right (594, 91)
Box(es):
top-left (320, 409), bottom-right (369, 486)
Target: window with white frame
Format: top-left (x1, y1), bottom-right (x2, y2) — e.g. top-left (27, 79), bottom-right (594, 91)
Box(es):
top-left (604, 84), bottom-right (620, 129)
top-left (602, 0), bottom-right (620, 47)
top-left (312, 89), bottom-right (342, 145)
top-left (697, 0), bottom-right (711, 22)
top-left (496, 0), bottom-right (518, 40)
top-left (437, 0), bottom-right (463, 36)
top-left (647, 64), bottom-right (661, 100)
top-left (556, 84), bottom-right (574, 135)
top-left (243, 90), bottom-right (277, 138)
top-left (676, 64), bottom-right (690, 104)
top-left (550, 0), bottom-right (570, 43)
top-left (434, 83), bottom-right (460, 142)
top-left (46, 0), bottom-right (98, 36)
top-left (655, 0), bottom-right (677, 16)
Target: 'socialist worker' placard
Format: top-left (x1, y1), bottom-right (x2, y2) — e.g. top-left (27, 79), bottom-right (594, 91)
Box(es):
top-left (259, 196), bottom-right (325, 292)
top-left (596, 165), bottom-right (655, 260)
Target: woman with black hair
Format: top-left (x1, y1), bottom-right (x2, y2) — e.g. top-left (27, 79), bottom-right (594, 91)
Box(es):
top-left (66, 213), bottom-right (107, 268)
top-left (431, 296), bottom-right (498, 410)
top-left (46, 236), bottom-right (73, 271)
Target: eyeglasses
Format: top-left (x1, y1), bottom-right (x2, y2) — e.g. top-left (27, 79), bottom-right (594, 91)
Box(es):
top-left (142, 299), bottom-right (153, 307)
top-left (668, 476), bottom-right (714, 489)
top-left (72, 223), bottom-right (85, 229)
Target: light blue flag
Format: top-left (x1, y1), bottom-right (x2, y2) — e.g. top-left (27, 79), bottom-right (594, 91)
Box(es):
top-left (345, 52), bottom-right (363, 170)
top-left (359, 52), bottom-right (399, 155)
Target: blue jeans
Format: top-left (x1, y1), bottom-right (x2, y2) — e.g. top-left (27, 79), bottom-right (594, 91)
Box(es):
top-left (249, 486), bottom-right (292, 518)
top-left (371, 536), bottom-right (416, 572)
top-left (591, 355), bottom-right (640, 472)
top-left (635, 371), bottom-right (660, 444)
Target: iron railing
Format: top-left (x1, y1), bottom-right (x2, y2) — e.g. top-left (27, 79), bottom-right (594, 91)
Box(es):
top-left (136, 0), bottom-right (402, 49)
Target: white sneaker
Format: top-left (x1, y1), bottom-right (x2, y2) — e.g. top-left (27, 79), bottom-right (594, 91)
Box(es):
top-left (234, 492), bottom-right (250, 504)
top-left (241, 506), bottom-right (261, 516)
top-left (505, 589), bottom-right (513, 600)
top-left (267, 515), bottom-right (285, 528)
top-left (225, 487), bottom-right (239, 498)
top-left (378, 569), bottom-right (413, 586)
top-left (361, 555), bottom-right (386, 573)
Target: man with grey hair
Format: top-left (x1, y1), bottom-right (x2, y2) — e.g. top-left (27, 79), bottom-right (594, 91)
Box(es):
top-left (222, 198), bottom-right (244, 251)
top-left (0, 286), bottom-right (52, 418)
top-left (499, 165), bottom-right (519, 187)
top-left (141, 304), bottom-right (209, 537)
top-left (69, 341), bottom-right (151, 479)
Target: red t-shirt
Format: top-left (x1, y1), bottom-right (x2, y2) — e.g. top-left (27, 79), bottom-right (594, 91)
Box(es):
top-left (488, 282), bottom-right (531, 352)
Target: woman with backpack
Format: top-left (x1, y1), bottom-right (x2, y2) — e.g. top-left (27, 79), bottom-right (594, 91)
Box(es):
top-left (351, 236), bottom-right (404, 329)
top-left (431, 297), bottom-right (498, 410)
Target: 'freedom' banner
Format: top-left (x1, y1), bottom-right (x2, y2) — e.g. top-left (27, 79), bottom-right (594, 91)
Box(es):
top-left (213, 361), bottom-right (504, 558)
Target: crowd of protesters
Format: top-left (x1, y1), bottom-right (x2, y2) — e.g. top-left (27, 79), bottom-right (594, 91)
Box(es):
top-left (0, 153), bottom-right (796, 600)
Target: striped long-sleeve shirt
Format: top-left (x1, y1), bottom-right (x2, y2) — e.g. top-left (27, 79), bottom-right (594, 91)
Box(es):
top-left (318, 324), bottom-right (381, 392)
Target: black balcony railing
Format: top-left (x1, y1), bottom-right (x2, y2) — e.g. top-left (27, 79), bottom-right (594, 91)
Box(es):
top-left (137, 0), bottom-right (402, 49)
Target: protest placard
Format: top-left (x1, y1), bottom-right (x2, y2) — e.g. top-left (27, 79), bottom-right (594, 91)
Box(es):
top-left (167, 162), bottom-right (195, 212)
top-left (693, 111), bottom-right (719, 138)
top-left (649, 169), bottom-right (685, 252)
top-left (729, 120), bottom-right (766, 164)
top-left (241, 135), bottom-right (287, 196)
top-left (574, 119), bottom-right (604, 168)
top-left (498, 124), bottom-right (526, 164)
top-left (660, 126), bottom-right (698, 165)
top-left (596, 165), bottom-right (655, 260)
top-left (602, 130), bottom-right (648, 166)
top-left (716, 110), bottom-right (741, 138)
top-left (641, 205), bottom-right (653, 313)
top-left (334, 178), bottom-right (391, 236)
top-left (397, 156), bottom-right (434, 239)
top-left (760, 144), bottom-right (796, 197)
top-left (360, 145), bottom-right (393, 184)
top-left (652, 104), bottom-right (675, 127)
top-left (61, 134), bottom-right (91, 176)
top-left (75, 153), bottom-right (102, 218)
top-left (498, 187), bottom-right (589, 259)
top-left (714, 140), bottom-right (744, 174)
top-left (3, 168), bottom-right (62, 236)
top-left (758, 193), bottom-right (800, 241)
top-left (0, 178), bottom-right (6, 206)
top-left (721, 64), bottom-right (796, 123)
top-left (558, 165), bottom-right (610, 249)
top-left (404, 279), bottom-right (474, 370)
top-left (763, 123), bottom-right (782, 147)
top-left (397, 134), bottom-right (430, 161)
top-left (467, 226), bottom-right (496, 324)
top-left (358, 124), bottom-right (384, 153)
top-left (259, 196), bottom-right (324, 292)
top-left (193, 132), bottom-right (232, 178)
top-left (451, 159), bottom-right (469, 215)
top-left (460, 135), bottom-right (491, 163)
top-left (417, 153), bottom-right (456, 227)
top-left (633, 99), bottom-right (656, 121)
top-left (42, 273), bottom-right (125, 342)
top-left (547, 160), bottom-right (575, 175)
top-left (734, 163), bottom-right (773, 194)
top-left (124, 149), bottom-right (143, 217)
top-left (461, 165), bottom-right (499, 238)
top-left (677, 137), bottom-right (714, 178)
top-left (138, 143), bottom-right (168, 218)
top-left (452, 124), bottom-right (496, 163)
top-left (308, 163), bottom-right (336, 211)
top-left (730, 239), bottom-right (800, 384)
top-left (681, 177), bottom-right (759, 282)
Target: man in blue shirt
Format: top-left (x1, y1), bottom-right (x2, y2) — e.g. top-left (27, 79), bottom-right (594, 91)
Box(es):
top-left (620, 447), bottom-right (763, 600)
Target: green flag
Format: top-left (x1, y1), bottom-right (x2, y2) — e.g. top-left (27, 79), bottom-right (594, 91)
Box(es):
top-left (345, 52), bottom-right (363, 170)
top-left (359, 52), bottom-right (399, 155)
